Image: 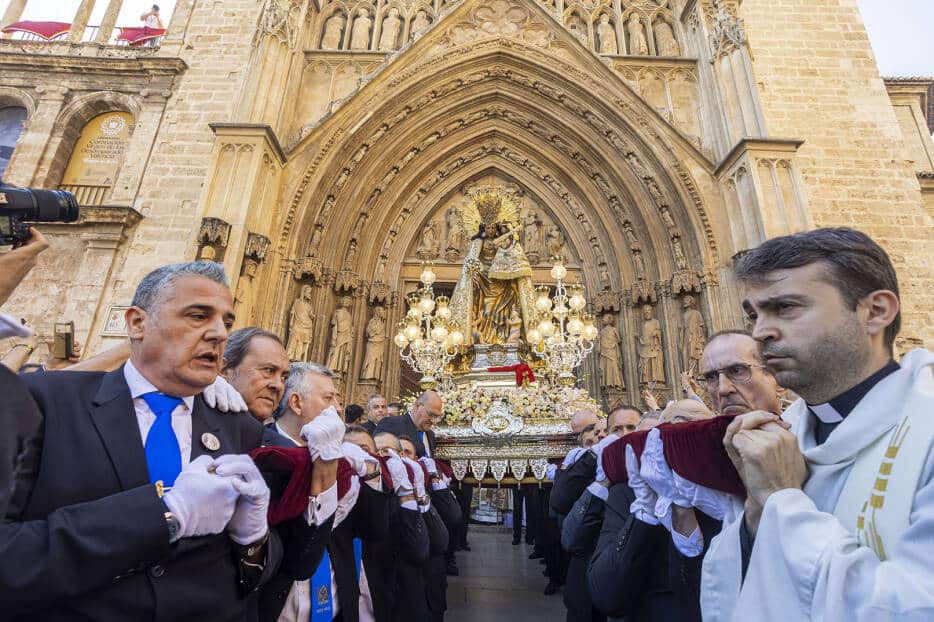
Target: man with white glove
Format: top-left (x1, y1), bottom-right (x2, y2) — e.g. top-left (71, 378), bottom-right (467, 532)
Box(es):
top-left (401, 455), bottom-right (430, 511)
top-left (3, 261), bottom-right (282, 620)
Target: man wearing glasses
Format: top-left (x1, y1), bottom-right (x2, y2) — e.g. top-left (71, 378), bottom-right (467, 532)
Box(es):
top-left (698, 329), bottom-right (784, 418)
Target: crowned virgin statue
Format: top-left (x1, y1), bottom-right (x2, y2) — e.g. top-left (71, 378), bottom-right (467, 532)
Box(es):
top-left (450, 187), bottom-right (537, 346)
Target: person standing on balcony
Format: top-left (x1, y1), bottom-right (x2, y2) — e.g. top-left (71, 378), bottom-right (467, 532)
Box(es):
top-left (140, 5), bottom-right (164, 46)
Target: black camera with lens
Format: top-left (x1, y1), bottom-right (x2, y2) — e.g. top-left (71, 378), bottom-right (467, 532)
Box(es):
top-left (0, 181), bottom-right (79, 247)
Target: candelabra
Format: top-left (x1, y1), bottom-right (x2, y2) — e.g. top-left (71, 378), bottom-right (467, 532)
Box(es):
top-left (394, 263), bottom-right (464, 389)
top-left (528, 258), bottom-right (598, 386)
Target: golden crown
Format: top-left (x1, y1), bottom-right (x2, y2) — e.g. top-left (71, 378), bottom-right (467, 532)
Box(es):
top-left (459, 186), bottom-right (520, 234)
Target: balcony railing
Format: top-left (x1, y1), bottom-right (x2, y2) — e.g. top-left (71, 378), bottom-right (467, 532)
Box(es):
top-left (2, 23), bottom-right (162, 47)
top-left (59, 183), bottom-right (110, 206)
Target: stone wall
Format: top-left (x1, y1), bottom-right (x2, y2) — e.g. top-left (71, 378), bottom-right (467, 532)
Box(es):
top-left (740, 0), bottom-right (934, 346)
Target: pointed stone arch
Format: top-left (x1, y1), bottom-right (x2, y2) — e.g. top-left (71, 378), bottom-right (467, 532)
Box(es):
top-left (258, 0), bottom-right (735, 401)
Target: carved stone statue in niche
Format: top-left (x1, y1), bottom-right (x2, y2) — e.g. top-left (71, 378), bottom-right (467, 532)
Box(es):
top-left (599, 313), bottom-right (625, 389)
top-left (286, 285), bottom-right (315, 361)
top-left (566, 13), bottom-right (587, 45)
top-left (521, 209), bottom-right (543, 263)
top-left (633, 251), bottom-right (646, 279)
top-left (350, 8), bottom-right (372, 51)
top-left (627, 13), bottom-right (649, 55)
top-left (344, 239), bottom-right (357, 267)
top-left (321, 12), bottom-right (346, 49)
top-left (360, 306), bottom-right (387, 382)
top-left (445, 205), bottom-right (463, 260)
top-left (672, 235), bottom-right (687, 270)
top-left (678, 295), bottom-right (706, 372)
top-left (416, 220), bottom-right (440, 260)
top-left (636, 303), bottom-right (665, 384)
top-left (596, 14), bottom-right (617, 55)
top-left (654, 19), bottom-right (680, 56)
top-left (234, 259), bottom-right (259, 328)
top-left (545, 225), bottom-right (569, 261)
top-left (326, 296), bottom-right (354, 378)
top-left (378, 7), bottom-right (402, 51)
top-left (307, 227), bottom-right (323, 256)
top-left (411, 10), bottom-right (431, 37)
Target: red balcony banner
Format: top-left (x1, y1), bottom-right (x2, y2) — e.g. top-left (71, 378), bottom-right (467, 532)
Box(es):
top-left (116, 26), bottom-right (166, 45)
top-left (1, 21), bottom-right (71, 40)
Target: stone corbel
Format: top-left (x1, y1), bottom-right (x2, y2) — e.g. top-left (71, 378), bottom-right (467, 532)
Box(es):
top-left (671, 270), bottom-right (702, 296)
top-left (334, 268), bottom-right (360, 294)
top-left (244, 232), bottom-right (270, 263)
top-left (196, 217), bottom-right (231, 261)
top-left (369, 281), bottom-right (392, 305)
top-left (630, 280), bottom-right (657, 306)
top-left (594, 288), bottom-right (621, 314)
top-left (294, 254), bottom-right (324, 283)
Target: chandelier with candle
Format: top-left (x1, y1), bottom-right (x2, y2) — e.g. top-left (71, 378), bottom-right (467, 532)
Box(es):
top-left (527, 258), bottom-right (598, 386)
top-left (394, 263), bottom-right (465, 389)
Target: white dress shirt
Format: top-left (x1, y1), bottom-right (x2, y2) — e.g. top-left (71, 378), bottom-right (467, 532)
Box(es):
top-left (124, 360), bottom-right (194, 465)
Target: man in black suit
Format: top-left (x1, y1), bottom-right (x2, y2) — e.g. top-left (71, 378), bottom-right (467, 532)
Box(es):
top-left (375, 391), bottom-right (441, 458)
top-left (220, 329), bottom-right (341, 622)
top-left (1, 261), bottom-right (281, 621)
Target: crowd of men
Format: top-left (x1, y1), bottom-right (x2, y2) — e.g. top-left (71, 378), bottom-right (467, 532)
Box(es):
top-left (1, 225), bottom-right (932, 622)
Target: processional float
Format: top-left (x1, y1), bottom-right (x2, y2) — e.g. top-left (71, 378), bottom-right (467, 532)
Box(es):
top-left (393, 186), bottom-right (600, 485)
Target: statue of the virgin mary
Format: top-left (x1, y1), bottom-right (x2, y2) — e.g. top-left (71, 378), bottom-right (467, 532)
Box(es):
top-left (449, 187), bottom-right (538, 346)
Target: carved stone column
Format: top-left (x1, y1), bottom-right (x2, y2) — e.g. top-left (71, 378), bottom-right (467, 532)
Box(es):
top-left (69, 0), bottom-right (97, 43)
top-left (94, 0), bottom-right (124, 44)
top-left (715, 138), bottom-right (811, 250)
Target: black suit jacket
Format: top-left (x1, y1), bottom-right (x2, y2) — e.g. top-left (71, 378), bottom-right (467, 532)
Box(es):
top-left (257, 424), bottom-right (335, 622)
top-left (587, 482), bottom-right (679, 622)
top-left (550, 451), bottom-right (597, 517)
top-left (0, 366), bottom-right (42, 519)
top-left (3, 367), bottom-right (281, 622)
top-left (374, 414), bottom-right (435, 457)
top-left (367, 498), bottom-right (429, 622)
top-left (561, 488), bottom-right (607, 622)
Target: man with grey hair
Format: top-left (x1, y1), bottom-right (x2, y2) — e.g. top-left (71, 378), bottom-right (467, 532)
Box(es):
top-left (376, 390), bottom-right (442, 458)
top-left (363, 393), bottom-right (388, 435)
top-left (3, 261), bottom-right (283, 620)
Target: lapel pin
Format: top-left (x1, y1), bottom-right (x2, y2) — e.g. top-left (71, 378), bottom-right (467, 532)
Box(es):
top-left (201, 432), bottom-right (221, 451)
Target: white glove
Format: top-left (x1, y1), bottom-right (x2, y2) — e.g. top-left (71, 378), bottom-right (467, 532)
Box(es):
top-left (592, 434), bottom-right (619, 483)
top-left (342, 441), bottom-right (376, 477)
top-left (640, 429), bottom-right (692, 508)
top-left (625, 445), bottom-right (659, 526)
top-left (202, 375), bottom-right (248, 413)
top-left (212, 454), bottom-right (271, 545)
top-left (163, 455), bottom-right (239, 539)
top-left (671, 470), bottom-right (743, 522)
top-left (419, 456), bottom-right (438, 476)
top-left (562, 446), bottom-right (587, 468)
top-left (402, 457), bottom-right (427, 500)
top-left (384, 450), bottom-right (413, 495)
top-left (300, 406), bottom-right (344, 461)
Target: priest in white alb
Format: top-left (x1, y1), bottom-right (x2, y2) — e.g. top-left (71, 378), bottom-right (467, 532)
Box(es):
top-left (701, 228), bottom-right (934, 621)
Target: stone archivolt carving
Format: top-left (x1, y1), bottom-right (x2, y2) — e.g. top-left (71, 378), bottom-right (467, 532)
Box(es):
top-left (326, 296), bottom-right (355, 378)
top-left (415, 219), bottom-right (441, 260)
top-left (636, 303), bottom-right (665, 385)
top-left (286, 284), bottom-right (315, 361)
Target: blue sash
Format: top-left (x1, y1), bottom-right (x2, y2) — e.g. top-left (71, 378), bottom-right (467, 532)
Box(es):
top-left (310, 540), bottom-right (364, 621)
top-left (310, 550), bottom-right (332, 622)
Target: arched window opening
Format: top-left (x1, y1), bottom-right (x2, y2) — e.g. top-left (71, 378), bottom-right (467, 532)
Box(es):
top-left (0, 106), bottom-right (28, 180)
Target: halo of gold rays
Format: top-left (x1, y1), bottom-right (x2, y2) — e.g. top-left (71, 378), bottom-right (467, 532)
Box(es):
top-left (458, 185), bottom-right (521, 236)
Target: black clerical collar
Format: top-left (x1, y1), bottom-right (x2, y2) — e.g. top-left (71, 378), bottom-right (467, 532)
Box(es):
top-left (808, 359), bottom-right (900, 423)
